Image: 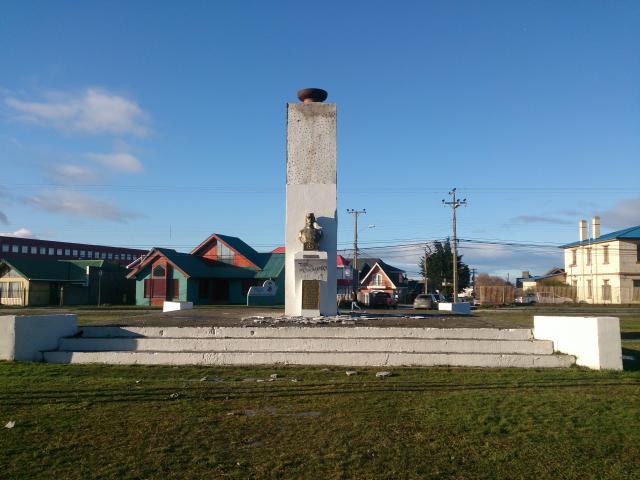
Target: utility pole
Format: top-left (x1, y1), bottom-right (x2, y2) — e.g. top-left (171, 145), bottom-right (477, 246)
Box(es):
top-left (442, 188), bottom-right (467, 303)
top-left (470, 268), bottom-right (477, 295)
top-left (346, 208), bottom-right (366, 301)
top-left (423, 244), bottom-right (432, 294)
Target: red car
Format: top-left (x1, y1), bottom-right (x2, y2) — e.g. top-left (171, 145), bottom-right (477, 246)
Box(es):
top-left (369, 291), bottom-right (398, 309)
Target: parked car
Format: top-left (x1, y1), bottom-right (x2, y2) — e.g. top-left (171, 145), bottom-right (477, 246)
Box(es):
top-left (413, 293), bottom-right (444, 309)
top-left (369, 291), bottom-right (398, 309)
top-left (515, 293), bottom-right (537, 304)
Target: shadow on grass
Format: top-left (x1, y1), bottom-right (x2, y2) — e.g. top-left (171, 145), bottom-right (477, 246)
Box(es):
top-left (2, 377), bottom-right (639, 406)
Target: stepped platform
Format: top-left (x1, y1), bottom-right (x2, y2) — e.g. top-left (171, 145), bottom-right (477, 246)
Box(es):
top-left (43, 323), bottom-right (575, 368)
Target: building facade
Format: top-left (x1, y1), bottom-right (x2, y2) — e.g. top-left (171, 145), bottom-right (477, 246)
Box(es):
top-left (0, 258), bottom-right (135, 306)
top-left (355, 258), bottom-right (408, 305)
top-left (128, 234), bottom-right (284, 306)
top-left (0, 236), bottom-right (147, 267)
top-left (562, 217), bottom-right (640, 304)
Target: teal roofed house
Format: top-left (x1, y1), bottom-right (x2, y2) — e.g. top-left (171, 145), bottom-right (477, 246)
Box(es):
top-left (0, 258), bottom-right (135, 306)
top-left (127, 233), bottom-right (285, 306)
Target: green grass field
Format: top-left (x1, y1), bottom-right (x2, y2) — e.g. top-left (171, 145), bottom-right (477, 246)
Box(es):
top-left (1, 363), bottom-right (639, 479)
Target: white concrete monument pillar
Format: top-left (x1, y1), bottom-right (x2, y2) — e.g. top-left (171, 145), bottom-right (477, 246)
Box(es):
top-left (285, 88), bottom-right (337, 317)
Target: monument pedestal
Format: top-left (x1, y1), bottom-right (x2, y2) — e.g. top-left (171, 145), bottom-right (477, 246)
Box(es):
top-left (294, 251), bottom-right (328, 317)
top-left (284, 93), bottom-right (337, 317)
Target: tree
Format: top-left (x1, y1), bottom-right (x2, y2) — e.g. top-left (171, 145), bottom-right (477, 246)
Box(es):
top-left (418, 239), bottom-right (470, 294)
top-left (474, 273), bottom-right (511, 287)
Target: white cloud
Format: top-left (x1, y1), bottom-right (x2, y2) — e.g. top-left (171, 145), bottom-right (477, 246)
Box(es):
top-left (86, 152), bottom-right (143, 173)
top-left (0, 228), bottom-right (33, 238)
top-left (46, 164), bottom-right (97, 183)
top-left (597, 197), bottom-right (640, 229)
top-left (5, 88), bottom-right (149, 136)
top-left (507, 215), bottom-right (571, 226)
top-left (26, 190), bottom-right (142, 223)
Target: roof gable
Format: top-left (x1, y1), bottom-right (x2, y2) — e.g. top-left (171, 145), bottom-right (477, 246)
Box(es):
top-left (561, 225), bottom-right (640, 248)
top-left (190, 233), bottom-right (261, 269)
top-left (360, 262), bottom-right (397, 288)
top-left (127, 247), bottom-right (271, 280)
top-left (0, 258), bottom-right (87, 282)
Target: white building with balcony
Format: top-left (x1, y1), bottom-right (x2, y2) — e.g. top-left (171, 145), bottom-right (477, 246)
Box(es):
top-left (561, 216), bottom-right (640, 304)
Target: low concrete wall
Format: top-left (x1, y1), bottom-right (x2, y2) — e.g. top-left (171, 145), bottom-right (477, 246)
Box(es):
top-left (533, 316), bottom-right (622, 370)
top-left (163, 301), bottom-right (193, 313)
top-left (0, 314), bottom-right (77, 362)
top-left (438, 302), bottom-right (471, 314)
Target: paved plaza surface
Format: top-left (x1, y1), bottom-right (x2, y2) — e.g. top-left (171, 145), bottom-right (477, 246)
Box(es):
top-left (80, 307), bottom-right (531, 329)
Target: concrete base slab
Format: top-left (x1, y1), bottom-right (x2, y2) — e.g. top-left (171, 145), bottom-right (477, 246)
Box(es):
top-left (0, 314), bottom-right (77, 362)
top-left (43, 350), bottom-right (574, 368)
top-left (78, 326), bottom-right (534, 340)
top-left (534, 316), bottom-right (623, 370)
top-left (163, 301), bottom-right (193, 313)
top-left (439, 302), bottom-right (471, 314)
top-left (59, 337), bottom-right (554, 355)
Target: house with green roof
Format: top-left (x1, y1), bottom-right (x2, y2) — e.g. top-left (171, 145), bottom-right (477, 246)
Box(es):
top-left (561, 216), bottom-right (640, 304)
top-left (0, 258), bottom-right (135, 306)
top-left (126, 233), bottom-right (284, 306)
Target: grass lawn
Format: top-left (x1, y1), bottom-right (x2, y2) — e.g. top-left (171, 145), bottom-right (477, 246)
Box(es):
top-left (1, 363), bottom-right (639, 479)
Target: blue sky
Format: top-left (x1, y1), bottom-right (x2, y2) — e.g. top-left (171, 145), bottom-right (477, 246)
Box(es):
top-left (1, 0), bottom-right (639, 278)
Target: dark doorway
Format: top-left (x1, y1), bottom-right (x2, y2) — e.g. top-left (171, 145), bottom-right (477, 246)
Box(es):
top-left (211, 279), bottom-right (229, 302)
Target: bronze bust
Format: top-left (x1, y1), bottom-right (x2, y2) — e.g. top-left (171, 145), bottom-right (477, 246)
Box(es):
top-left (299, 213), bottom-right (323, 251)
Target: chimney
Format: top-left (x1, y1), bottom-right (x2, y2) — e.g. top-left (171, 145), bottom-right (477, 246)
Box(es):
top-left (592, 216), bottom-right (600, 239)
top-left (579, 220), bottom-right (587, 241)
top-left (522, 271), bottom-right (530, 278)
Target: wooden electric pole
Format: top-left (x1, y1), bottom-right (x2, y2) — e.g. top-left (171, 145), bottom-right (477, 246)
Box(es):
top-left (346, 208), bottom-right (366, 300)
top-left (442, 189), bottom-right (467, 303)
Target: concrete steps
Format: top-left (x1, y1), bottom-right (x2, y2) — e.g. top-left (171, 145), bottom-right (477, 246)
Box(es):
top-left (43, 326), bottom-right (575, 368)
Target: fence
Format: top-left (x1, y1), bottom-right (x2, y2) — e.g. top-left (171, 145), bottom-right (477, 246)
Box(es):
top-left (476, 285), bottom-right (640, 306)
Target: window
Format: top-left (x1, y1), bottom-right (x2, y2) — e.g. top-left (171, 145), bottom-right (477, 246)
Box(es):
top-left (21, 246), bottom-right (28, 254)
top-left (107, 253), bottom-right (113, 260)
top-left (603, 246), bottom-right (609, 264)
top-left (1, 244), bottom-right (8, 253)
top-left (586, 248), bottom-right (591, 266)
top-left (72, 250), bottom-right (78, 257)
top-left (80, 250), bottom-right (86, 257)
top-left (39, 247), bottom-right (46, 254)
top-left (11, 245), bottom-right (19, 253)
top-left (153, 265), bottom-right (166, 277)
top-left (586, 279), bottom-right (592, 298)
top-left (114, 254), bottom-right (119, 260)
top-left (571, 250), bottom-right (577, 266)
top-left (30, 246), bottom-right (37, 254)
top-left (56, 249), bottom-right (62, 255)
top-left (1, 282), bottom-right (22, 298)
top-left (101, 252), bottom-right (106, 259)
top-left (143, 278), bottom-right (166, 298)
top-left (602, 280), bottom-right (611, 301)
top-left (48, 248), bottom-right (54, 255)
top-left (217, 242), bottom-right (234, 264)
top-left (637, 244), bottom-right (640, 262)
top-left (64, 249), bottom-right (70, 256)
top-left (87, 251), bottom-right (92, 259)
top-left (373, 273), bottom-right (384, 286)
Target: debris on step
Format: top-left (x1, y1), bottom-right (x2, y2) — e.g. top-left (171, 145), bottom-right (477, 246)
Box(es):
top-left (4, 421), bottom-right (15, 429)
top-left (345, 371), bottom-right (357, 376)
top-left (376, 371), bottom-right (393, 378)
